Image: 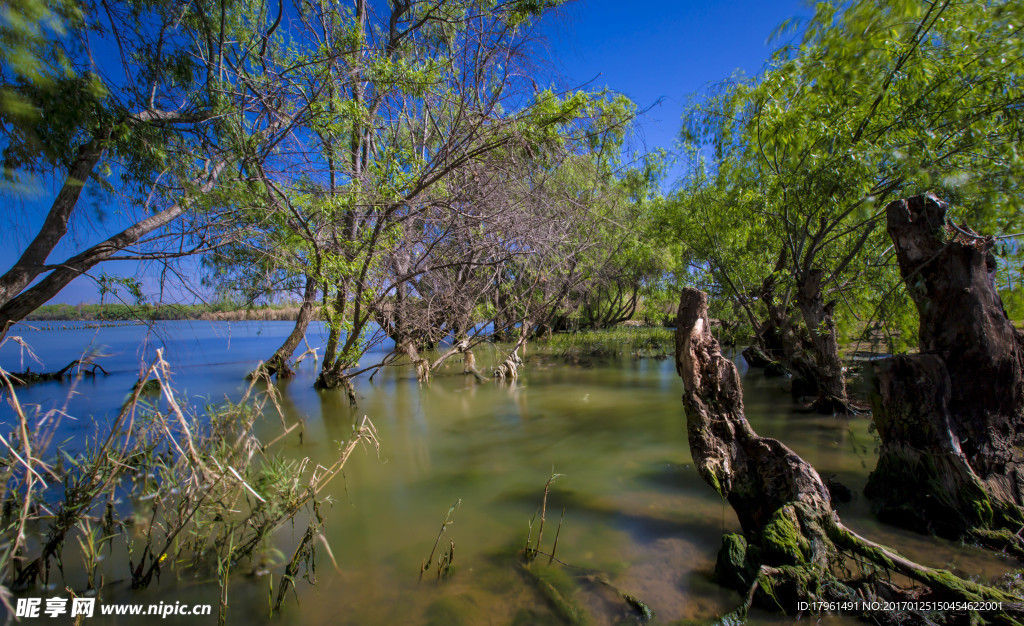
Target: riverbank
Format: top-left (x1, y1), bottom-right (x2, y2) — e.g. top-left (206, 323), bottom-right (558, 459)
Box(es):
top-left (24, 303), bottom-right (312, 322)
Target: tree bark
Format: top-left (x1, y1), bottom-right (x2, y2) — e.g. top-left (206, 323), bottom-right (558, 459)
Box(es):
top-left (0, 138), bottom-right (105, 309)
top-left (252, 274), bottom-right (319, 379)
top-left (866, 194), bottom-right (1024, 552)
top-left (676, 288), bottom-right (832, 533)
top-left (675, 287), bottom-right (1022, 623)
top-left (0, 157), bottom-right (227, 330)
top-left (795, 269), bottom-right (851, 413)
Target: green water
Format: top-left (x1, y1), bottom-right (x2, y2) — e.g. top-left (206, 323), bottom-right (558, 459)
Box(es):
top-left (2, 324), bottom-right (1015, 624)
top-left (123, 359), bottom-right (1016, 625)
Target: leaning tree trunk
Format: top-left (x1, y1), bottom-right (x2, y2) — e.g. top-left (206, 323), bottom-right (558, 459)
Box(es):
top-left (251, 274), bottom-right (319, 379)
top-left (865, 194), bottom-right (1024, 555)
top-left (675, 287), bottom-right (1021, 623)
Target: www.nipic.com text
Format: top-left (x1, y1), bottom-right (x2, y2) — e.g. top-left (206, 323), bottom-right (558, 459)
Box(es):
top-left (15, 597), bottom-right (213, 619)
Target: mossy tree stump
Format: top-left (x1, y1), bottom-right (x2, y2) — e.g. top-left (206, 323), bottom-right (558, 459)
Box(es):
top-left (675, 287), bottom-right (1023, 624)
top-left (866, 194), bottom-right (1024, 556)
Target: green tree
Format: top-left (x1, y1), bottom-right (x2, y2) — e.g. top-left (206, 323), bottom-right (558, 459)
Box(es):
top-left (0, 0), bottom-right (308, 331)
top-left (672, 0), bottom-right (1024, 412)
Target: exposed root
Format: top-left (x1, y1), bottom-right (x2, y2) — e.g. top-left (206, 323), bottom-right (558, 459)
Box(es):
top-left (675, 287), bottom-right (1024, 624)
top-left (458, 343), bottom-right (489, 381)
top-left (741, 345), bottom-right (774, 369)
top-left (404, 341), bottom-right (431, 383)
top-left (314, 372), bottom-right (357, 407)
top-left (247, 355), bottom-right (294, 380)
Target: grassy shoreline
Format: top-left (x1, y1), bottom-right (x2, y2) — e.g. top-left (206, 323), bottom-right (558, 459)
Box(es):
top-left (24, 303), bottom-right (314, 322)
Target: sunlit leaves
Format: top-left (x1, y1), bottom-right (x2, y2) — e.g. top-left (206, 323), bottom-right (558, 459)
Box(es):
top-left (670, 0), bottom-right (1024, 338)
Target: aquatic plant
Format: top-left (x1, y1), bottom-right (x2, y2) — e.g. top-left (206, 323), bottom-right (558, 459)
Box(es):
top-left (0, 347), bottom-right (378, 624)
top-left (535, 326), bottom-right (675, 360)
top-left (518, 472), bottom-right (653, 624)
top-left (420, 499), bottom-right (461, 582)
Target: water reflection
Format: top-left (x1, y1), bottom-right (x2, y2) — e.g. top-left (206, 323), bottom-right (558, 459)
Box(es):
top-left (1, 323), bottom-right (1016, 625)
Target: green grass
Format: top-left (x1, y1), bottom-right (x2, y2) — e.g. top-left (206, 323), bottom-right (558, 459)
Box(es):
top-left (535, 326), bottom-right (675, 359)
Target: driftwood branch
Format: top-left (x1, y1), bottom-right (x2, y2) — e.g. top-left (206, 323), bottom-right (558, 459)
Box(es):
top-left (6, 359), bottom-right (109, 387)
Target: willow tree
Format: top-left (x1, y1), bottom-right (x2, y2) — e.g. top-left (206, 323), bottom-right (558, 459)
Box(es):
top-left (304, 1), bottom-right (605, 392)
top-left (537, 145), bottom-right (668, 333)
top-left (673, 0), bottom-right (1024, 413)
top-left (205, 0), bottom-right (627, 388)
top-left (0, 0), bottom-right (310, 331)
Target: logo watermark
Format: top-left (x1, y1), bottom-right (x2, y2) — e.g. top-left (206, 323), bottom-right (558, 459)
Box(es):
top-left (15, 597), bottom-right (213, 619)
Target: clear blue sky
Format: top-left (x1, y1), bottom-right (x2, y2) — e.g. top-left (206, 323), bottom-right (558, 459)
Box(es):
top-left (3, 0), bottom-right (809, 306)
top-left (540, 0), bottom-right (810, 171)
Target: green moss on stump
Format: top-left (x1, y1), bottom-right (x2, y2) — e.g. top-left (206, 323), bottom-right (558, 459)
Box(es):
top-left (715, 534), bottom-right (758, 590)
top-left (760, 506), bottom-right (810, 566)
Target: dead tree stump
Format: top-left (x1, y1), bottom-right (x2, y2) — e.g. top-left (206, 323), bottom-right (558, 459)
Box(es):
top-left (675, 287), bottom-right (1022, 623)
top-left (866, 194), bottom-right (1024, 555)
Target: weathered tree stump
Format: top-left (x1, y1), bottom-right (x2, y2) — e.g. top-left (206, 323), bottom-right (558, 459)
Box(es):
top-left (741, 345), bottom-right (774, 369)
top-left (866, 194), bottom-right (1024, 555)
top-left (675, 287), bottom-right (1022, 623)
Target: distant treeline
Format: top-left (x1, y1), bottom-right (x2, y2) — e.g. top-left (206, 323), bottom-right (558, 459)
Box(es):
top-left (24, 303), bottom-right (316, 322)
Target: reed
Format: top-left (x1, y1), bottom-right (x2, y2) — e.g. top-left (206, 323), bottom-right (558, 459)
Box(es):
top-left (420, 499), bottom-right (460, 582)
top-left (0, 341), bottom-right (377, 624)
top-left (535, 327), bottom-right (675, 359)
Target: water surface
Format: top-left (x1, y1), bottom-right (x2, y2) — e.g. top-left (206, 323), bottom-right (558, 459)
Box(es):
top-left (1, 322), bottom-right (1015, 624)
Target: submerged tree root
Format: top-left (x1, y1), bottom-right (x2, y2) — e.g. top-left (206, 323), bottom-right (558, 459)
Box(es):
top-left (247, 355), bottom-right (295, 380)
top-left (6, 359), bottom-right (108, 387)
top-left (516, 559), bottom-right (654, 625)
top-left (675, 287), bottom-right (1024, 624)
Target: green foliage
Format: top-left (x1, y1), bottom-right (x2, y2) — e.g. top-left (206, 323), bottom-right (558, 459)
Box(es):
top-left (1002, 289), bottom-right (1024, 323)
top-left (97, 273), bottom-right (144, 306)
top-left (0, 0), bottom-right (250, 184)
top-left (536, 327), bottom-right (674, 359)
top-left (667, 0), bottom-right (1024, 352)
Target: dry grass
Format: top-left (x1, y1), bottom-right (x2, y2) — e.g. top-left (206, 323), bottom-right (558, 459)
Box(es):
top-left (0, 335), bottom-right (377, 623)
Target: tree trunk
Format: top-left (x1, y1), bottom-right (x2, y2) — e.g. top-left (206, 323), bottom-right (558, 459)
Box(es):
top-left (494, 320), bottom-right (530, 379)
top-left (676, 288), bottom-right (832, 533)
top-left (404, 340), bottom-right (430, 382)
top-left (795, 269), bottom-right (851, 413)
top-left (745, 248), bottom-right (824, 394)
top-left (314, 362), bottom-right (357, 406)
top-left (753, 247), bottom-right (790, 359)
top-left (252, 274), bottom-right (318, 379)
top-left (749, 267), bottom-right (822, 398)
top-left (675, 287), bottom-right (1021, 623)
top-left (0, 159), bottom-right (226, 330)
top-left (866, 194), bottom-right (1024, 553)
top-left (0, 138), bottom-right (105, 309)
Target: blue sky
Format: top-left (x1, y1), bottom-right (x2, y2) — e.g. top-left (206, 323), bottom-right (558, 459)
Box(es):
top-left (3, 0), bottom-right (809, 306)
top-left (541, 0), bottom-right (810, 172)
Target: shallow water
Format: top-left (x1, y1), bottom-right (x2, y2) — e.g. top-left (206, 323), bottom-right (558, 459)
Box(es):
top-left (0, 322), bottom-right (1016, 625)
